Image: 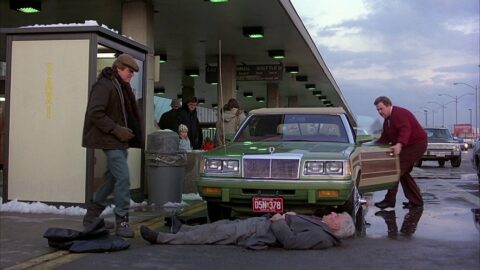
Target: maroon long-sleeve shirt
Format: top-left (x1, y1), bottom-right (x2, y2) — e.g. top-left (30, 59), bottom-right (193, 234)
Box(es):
top-left (376, 106), bottom-right (427, 146)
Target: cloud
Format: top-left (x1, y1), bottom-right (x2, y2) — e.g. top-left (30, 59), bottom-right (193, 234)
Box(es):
top-left (292, 0), bottom-right (479, 124)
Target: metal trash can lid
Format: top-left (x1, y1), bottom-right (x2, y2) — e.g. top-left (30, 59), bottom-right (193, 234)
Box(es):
top-left (147, 130), bottom-right (179, 153)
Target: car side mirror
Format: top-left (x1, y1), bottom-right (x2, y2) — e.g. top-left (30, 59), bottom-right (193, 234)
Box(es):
top-left (356, 135), bottom-right (373, 144)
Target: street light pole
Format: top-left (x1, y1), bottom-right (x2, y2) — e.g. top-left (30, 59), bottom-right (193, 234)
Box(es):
top-left (424, 110), bottom-right (428, 127)
top-left (421, 106), bottom-right (435, 127)
top-left (438, 92), bottom-right (474, 127)
top-left (453, 82), bottom-right (478, 137)
top-left (427, 101), bottom-right (449, 128)
top-left (468, 108), bottom-right (472, 132)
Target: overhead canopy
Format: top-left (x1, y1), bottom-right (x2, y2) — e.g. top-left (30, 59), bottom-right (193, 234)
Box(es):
top-left (0, 0), bottom-right (356, 125)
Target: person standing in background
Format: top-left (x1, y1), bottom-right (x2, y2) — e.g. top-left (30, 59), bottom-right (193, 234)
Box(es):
top-left (216, 98), bottom-right (246, 146)
top-left (373, 96), bottom-right (427, 209)
top-left (82, 53), bottom-right (143, 238)
top-left (177, 96), bottom-right (203, 149)
top-left (158, 99), bottom-right (181, 131)
top-left (178, 124), bottom-right (192, 152)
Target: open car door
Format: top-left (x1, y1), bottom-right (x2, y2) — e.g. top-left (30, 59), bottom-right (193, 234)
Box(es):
top-left (356, 146), bottom-right (400, 193)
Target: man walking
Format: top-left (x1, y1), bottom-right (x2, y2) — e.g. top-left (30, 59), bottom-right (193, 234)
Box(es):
top-left (82, 53), bottom-right (143, 238)
top-left (373, 96), bottom-right (427, 209)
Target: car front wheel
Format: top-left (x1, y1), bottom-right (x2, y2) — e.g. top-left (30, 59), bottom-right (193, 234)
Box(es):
top-left (450, 157), bottom-right (461, 168)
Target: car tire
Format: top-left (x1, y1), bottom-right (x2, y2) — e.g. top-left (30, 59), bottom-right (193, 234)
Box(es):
top-left (438, 160), bottom-right (445, 167)
top-left (415, 160), bottom-right (422, 167)
top-left (207, 201), bottom-right (231, 222)
top-left (450, 157), bottom-right (461, 168)
top-left (341, 187), bottom-right (359, 222)
top-left (355, 206), bottom-right (366, 237)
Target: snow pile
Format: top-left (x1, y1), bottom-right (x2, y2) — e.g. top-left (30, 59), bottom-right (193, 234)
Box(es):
top-left (0, 193), bottom-right (202, 215)
top-left (18, 20), bottom-right (139, 40)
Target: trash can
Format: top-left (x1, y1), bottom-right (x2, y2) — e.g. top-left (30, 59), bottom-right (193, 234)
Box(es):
top-left (146, 131), bottom-right (186, 206)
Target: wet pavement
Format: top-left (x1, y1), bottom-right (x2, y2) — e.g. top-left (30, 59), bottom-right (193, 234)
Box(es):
top-left (0, 151), bottom-right (479, 269)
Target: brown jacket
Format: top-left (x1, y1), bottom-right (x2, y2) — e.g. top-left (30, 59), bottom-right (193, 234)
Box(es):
top-left (82, 67), bottom-right (134, 149)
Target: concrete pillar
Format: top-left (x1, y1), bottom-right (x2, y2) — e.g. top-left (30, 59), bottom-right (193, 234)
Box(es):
top-left (288, 96), bottom-right (298, 107)
top-left (182, 76), bottom-right (195, 100)
top-left (266, 83), bottom-right (279, 108)
top-left (217, 55), bottom-right (236, 107)
top-left (121, 0), bottom-right (155, 136)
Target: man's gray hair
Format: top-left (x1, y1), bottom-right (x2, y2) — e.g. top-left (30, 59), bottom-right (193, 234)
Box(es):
top-left (333, 212), bottom-right (356, 238)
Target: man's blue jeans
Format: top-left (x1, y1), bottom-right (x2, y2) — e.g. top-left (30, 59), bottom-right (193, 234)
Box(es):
top-left (93, 149), bottom-right (130, 217)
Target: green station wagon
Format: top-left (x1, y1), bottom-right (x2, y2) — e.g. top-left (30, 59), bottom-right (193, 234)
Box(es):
top-left (197, 108), bottom-right (399, 222)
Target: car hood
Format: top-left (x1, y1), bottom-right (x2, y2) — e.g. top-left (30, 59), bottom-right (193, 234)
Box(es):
top-left (428, 138), bottom-right (457, 143)
top-left (204, 142), bottom-right (354, 160)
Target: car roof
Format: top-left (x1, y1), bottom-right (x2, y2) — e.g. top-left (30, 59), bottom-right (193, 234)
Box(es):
top-left (249, 107), bottom-right (346, 115)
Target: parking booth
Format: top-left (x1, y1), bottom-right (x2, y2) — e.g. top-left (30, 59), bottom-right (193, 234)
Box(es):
top-left (1, 25), bottom-right (149, 205)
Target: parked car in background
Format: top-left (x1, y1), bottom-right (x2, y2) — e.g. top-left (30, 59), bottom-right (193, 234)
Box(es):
top-left (417, 128), bottom-right (462, 168)
top-left (197, 107), bottom-right (400, 223)
top-left (471, 139), bottom-right (480, 181)
top-left (456, 137), bottom-right (469, 151)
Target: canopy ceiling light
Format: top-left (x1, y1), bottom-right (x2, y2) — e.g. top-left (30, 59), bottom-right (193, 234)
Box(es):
top-left (10, 0), bottom-right (41, 13)
top-left (305, 84), bottom-right (316, 90)
top-left (154, 87), bottom-right (165, 95)
top-left (97, 53), bottom-right (116, 58)
top-left (318, 95), bottom-right (327, 101)
top-left (198, 98), bottom-right (205, 105)
top-left (177, 94), bottom-right (183, 99)
top-left (211, 103), bottom-right (218, 109)
top-left (312, 91), bottom-right (322, 96)
top-left (205, 0), bottom-right (228, 3)
top-left (295, 75), bottom-right (308, 82)
top-left (159, 54), bottom-right (167, 63)
top-left (256, 97), bottom-right (265, 103)
top-left (285, 66), bottom-right (299, 74)
top-left (268, 50), bottom-right (285, 59)
top-left (185, 69), bottom-right (199, 78)
top-left (243, 92), bottom-right (253, 98)
top-left (243, 26), bottom-right (264, 39)
top-left (323, 100), bottom-right (332, 105)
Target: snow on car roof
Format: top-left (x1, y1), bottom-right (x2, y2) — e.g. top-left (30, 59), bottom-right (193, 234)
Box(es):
top-left (249, 107), bottom-right (346, 115)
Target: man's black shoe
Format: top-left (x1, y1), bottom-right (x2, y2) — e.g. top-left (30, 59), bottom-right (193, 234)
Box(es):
top-left (402, 202), bottom-right (423, 209)
top-left (140, 225), bottom-right (158, 244)
top-left (374, 200), bottom-right (395, 209)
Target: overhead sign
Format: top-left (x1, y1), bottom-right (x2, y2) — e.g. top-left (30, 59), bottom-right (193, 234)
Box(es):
top-left (206, 64), bottom-right (283, 82)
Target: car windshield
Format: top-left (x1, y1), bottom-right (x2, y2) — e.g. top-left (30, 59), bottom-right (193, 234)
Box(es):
top-left (425, 128), bottom-right (453, 139)
top-left (234, 114), bottom-right (350, 143)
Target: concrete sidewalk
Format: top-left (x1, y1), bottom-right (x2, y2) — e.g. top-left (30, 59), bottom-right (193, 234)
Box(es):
top-left (0, 198), bottom-right (206, 269)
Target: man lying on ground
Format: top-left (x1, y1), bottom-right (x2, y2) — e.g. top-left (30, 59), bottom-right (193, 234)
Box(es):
top-left (140, 211), bottom-right (355, 250)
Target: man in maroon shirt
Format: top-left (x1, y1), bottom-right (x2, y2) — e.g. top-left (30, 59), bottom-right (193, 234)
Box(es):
top-left (374, 96), bottom-right (427, 209)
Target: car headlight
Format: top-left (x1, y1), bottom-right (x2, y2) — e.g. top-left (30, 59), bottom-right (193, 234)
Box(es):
top-left (304, 161), bottom-right (324, 175)
top-left (203, 159), bottom-right (239, 173)
top-left (304, 161), bottom-right (344, 175)
top-left (325, 161), bottom-right (343, 174)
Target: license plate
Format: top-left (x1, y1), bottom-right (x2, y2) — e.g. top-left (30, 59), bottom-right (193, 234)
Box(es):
top-left (432, 151), bottom-right (447, 157)
top-left (252, 197), bottom-right (284, 213)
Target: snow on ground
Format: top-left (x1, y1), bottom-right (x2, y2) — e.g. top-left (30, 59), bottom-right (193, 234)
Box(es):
top-left (0, 193), bottom-right (203, 215)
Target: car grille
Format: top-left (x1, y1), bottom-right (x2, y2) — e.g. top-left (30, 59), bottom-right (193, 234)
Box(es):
top-left (243, 158), bottom-right (300, 179)
top-left (428, 143), bottom-right (455, 150)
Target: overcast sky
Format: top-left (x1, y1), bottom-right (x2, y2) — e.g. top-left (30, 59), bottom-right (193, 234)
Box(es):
top-left (291, 0), bottom-right (479, 130)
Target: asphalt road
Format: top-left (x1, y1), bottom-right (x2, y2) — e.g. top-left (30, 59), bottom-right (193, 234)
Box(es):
top-left (53, 150), bottom-right (479, 270)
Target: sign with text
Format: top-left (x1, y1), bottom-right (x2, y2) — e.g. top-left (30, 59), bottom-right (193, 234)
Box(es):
top-left (206, 64), bottom-right (283, 82)
top-left (454, 123), bottom-right (472, 136)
